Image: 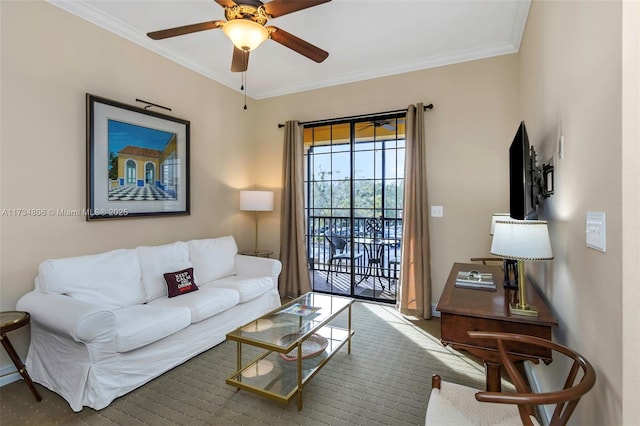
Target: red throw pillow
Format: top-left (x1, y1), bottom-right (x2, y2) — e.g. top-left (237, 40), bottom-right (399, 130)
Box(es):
top-left (163, 267), bottom-right (198, 298)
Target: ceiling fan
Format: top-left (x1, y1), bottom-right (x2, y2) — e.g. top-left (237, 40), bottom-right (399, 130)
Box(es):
top-left (147, 0), bottom-right (330, 73)
top-left (359, 119), bottom-right (403, 132)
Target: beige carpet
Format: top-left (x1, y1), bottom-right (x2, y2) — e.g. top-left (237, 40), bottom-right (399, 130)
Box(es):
top-left (0, 302), bottom-right (500, 425)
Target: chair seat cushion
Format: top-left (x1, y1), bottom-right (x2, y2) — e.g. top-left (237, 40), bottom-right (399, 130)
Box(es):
top-left (149, 287), bottom-right (239, 323)
top-left (425, 381), bottom-right (540, 426)
top-left (202, 276), bottom-right (273, 303)
top-left (332, 251), bottom-right (362, 259)
top-left (113, 305), bottom-right (191, 353)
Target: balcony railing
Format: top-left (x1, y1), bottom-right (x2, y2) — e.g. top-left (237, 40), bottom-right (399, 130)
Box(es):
top-left (306, 215), bottom-right (402, 275)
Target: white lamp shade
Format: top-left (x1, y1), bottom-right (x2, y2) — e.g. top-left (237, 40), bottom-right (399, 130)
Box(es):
top-left (240, 190), bottom-right (274, 212)
top-left (490, 220), bottom-right (553, 261)
top-left (222, 19), bottom-right (269, 51)
top-left (490, 213), bottom-right (511, 235)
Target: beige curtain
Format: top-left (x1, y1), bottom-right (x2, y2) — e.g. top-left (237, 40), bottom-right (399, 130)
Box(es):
top-left (398, 103), bottom-right (432, 319)
top-left (278, 121), bottom-right (311, 298)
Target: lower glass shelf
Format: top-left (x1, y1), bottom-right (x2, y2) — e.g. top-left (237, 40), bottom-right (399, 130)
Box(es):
top-left (226, 325), bottom-right (352, 403)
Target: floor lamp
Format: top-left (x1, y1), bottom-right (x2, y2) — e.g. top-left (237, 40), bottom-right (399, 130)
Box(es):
top-left (490, 219), bottom-right (553, 317)
top-left (239, 190), bottom-right (274, 254)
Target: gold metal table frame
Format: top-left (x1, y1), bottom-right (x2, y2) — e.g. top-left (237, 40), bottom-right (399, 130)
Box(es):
top-left (226, 292), bottom-right (354, 410)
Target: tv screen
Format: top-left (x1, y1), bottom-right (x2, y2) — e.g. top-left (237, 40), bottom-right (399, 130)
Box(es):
top-left (509, 121), bottom-right (536, 220)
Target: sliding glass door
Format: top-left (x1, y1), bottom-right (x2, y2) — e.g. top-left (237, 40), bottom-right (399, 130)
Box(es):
top-left (304, 114), bottom-right (405, 304)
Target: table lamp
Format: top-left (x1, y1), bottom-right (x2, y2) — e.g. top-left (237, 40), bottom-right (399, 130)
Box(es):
top-left (490, 219), bottom-right (553, 317)
top-left (240, 190), bottom-right (274, 254)
top-left (490, 213), bottom-right (511, 235)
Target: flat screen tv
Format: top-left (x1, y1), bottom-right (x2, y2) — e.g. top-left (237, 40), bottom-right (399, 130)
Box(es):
top-left (509, 121), bottom-right (536, 220)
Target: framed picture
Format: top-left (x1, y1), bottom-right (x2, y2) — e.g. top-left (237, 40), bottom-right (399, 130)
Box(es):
top-left (86, 94), bottom-right (190, 220)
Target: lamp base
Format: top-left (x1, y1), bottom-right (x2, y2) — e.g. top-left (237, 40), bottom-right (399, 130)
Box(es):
top-left (509, 303), bottom-right (538, 317)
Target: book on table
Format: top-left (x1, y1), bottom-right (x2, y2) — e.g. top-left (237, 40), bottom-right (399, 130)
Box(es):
top-left (280, 303), bottom-right (321, 316)
top-left (455, 271), bottom-right (496, 290)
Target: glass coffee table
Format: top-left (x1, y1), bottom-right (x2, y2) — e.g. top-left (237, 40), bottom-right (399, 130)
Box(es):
top-left (226, 292), bottom-right (354, 410)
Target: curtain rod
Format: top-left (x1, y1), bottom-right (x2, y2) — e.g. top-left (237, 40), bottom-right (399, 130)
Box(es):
top-left (277, 103), bottom-right (433, 128)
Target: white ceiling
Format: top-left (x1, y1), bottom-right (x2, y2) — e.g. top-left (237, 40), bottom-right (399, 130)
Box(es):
top-left (49, 0), bottom-right (531, 100)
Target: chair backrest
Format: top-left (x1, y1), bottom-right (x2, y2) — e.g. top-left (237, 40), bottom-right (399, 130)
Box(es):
top-left (468, 331), bottom-right (596, 426)
top-left (324, 231), bottom-right (347, 254)
top-left (364, 217), bottom-right (382, 238)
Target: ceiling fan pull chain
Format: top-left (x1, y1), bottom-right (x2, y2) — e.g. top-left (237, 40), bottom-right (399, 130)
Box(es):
top-left (243, 71), bottom-right (248, 110)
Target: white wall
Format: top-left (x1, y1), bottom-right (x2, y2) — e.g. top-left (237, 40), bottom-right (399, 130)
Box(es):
top-left (2, 1), bottom-right (636, 423)
top-left (0, 1), bottom-right (258, 365)
top-left (1, 0), bottom-right (520, 370)
top-left (621, 2), bottom-right (640, 423)
top-left (518, 1), bottom-right (631, 424)
top-left (253, 55), bottom-right (521, 303)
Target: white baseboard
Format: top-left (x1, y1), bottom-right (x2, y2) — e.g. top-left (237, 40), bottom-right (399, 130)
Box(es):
top-left (0, 363), bottom-right (22, 387)
top-left (431, 303), bottom-right (441, 317)
top-left (524, 360), bottom-right (551, 426)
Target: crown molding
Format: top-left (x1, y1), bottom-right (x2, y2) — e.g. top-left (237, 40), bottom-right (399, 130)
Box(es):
top-left (47, 0), bottom-right (241, 94)
top-left (47, 0), bottom-right (531, 100)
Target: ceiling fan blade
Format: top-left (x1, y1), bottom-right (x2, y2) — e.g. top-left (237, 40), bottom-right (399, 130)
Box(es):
top-left (267, 26), bottom-right (328, 63)
top-left (215, 0), bottom-right (237, 8)
top-left (264, 0), bottom-right (331, 18)
top-left (147, 20), bottom-right (225, 40)
top-left (231, 47), bottom-right (249, 72)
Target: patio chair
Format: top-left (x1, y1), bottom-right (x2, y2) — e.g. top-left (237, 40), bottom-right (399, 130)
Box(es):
top-left (388, 256), bottom-right (401, 289)
top-left (324, 231), bottom-right (363, 280)
top-left (363, 217), bottom-right (384, 267)
top-left (425, 331), bottom-right (596, 426)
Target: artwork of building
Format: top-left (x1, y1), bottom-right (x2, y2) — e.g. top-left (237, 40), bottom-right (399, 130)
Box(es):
top-left (112, 134), bottom-right (178, 199)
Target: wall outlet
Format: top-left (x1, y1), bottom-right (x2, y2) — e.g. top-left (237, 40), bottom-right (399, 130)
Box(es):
top-left (431, 205), bottom-right (444, 217)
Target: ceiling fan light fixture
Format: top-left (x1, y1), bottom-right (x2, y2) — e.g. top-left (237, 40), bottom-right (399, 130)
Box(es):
top-left (223, 19), bottom-right (268, 51)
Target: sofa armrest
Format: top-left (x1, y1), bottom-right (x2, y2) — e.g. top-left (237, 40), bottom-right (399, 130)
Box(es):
top-left (17, 291), bottom-right (115, 343)
top-left (235, 255), bottom-right (282, 279)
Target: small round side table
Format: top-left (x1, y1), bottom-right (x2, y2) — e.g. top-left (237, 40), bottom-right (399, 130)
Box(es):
top-left (239, 250), bottom-right (274, 258)
top-left (0, 311), bottom-right (42, 401)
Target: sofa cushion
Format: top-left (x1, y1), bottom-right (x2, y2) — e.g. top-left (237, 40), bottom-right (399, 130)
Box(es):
top-left (137, 242), bottom-right (191, 301)
top-left (38, 249), bottom-right (145, 309)
top-left (188, 236), bottom-right (238, 283)
top-left (164, 267), bottom-right (199, 298)
top-left (113, 305), bottom-right (191, 353)
top-left (202, 275), bottom-right (273, 303)
top-left (149, 287), bottom-right (240, 324)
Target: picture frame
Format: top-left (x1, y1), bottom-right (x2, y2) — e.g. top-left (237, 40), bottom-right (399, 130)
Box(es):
top-left (86, 94), bottom-right (190, 220)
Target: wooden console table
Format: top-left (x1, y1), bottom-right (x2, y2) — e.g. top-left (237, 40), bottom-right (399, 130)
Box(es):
top-left (436, 262), bottom-right (557, 391)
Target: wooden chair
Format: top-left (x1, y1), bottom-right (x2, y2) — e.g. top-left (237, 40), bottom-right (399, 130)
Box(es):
top-left (426, 331), bottom-right (596, 426)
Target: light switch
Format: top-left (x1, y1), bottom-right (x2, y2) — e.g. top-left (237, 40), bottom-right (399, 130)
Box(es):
top-left (431, 205), bottom-right (444, 217)
top-left (586, 211), bottom-right (606, 252)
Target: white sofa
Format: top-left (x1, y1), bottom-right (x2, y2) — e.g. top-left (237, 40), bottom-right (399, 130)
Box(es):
top-left (16, 235), bottom-right (282, 411)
